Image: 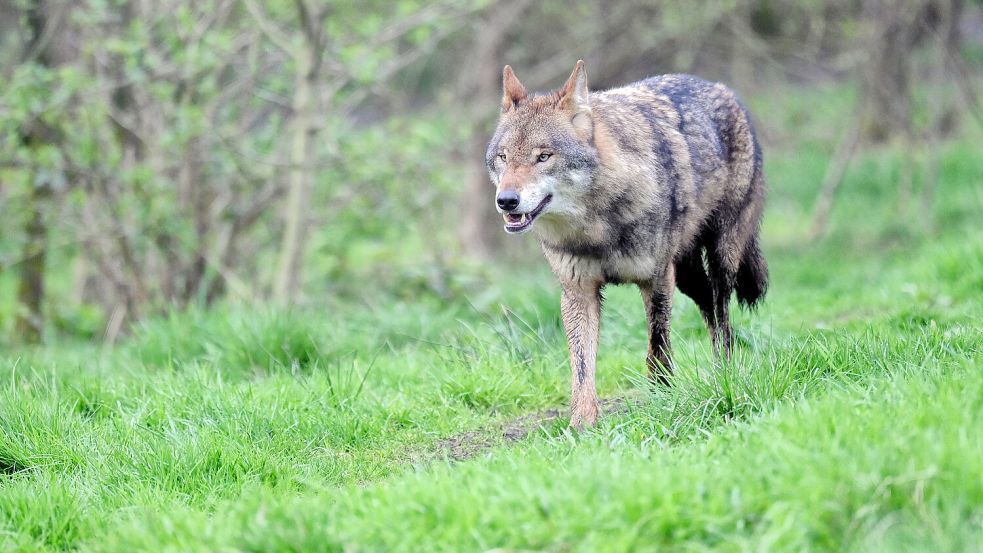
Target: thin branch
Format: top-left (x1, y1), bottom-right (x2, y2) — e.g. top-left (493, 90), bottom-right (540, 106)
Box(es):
top-left (242, 0), bottom-right (295, 55)
top-left (809, 119), bottom-right (862, 241)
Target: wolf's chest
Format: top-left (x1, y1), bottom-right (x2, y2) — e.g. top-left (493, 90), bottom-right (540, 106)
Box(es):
top-left (599, 254), bottom-right (665, 284)
top-left (543, 245), bottom-right (666, 286)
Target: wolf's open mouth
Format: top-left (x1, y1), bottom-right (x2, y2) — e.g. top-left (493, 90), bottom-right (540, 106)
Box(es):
top-left (503, 195), bottom-right (552, 234)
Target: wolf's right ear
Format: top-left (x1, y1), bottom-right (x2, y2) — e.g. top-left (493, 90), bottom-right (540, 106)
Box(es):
top-left (558, 60), bottom-right (589, 113)
top-left (558, 60), bottom-right (591, 134)
top-left (502, 65), bottom-right (528, 112)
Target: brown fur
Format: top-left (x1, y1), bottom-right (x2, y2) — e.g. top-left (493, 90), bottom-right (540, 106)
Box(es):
top-left (486, 61), bottom-right (768, 427)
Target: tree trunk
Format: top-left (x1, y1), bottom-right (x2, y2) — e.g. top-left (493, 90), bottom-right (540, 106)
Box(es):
top-left (860, 1), bottom-right (919, 143)
top-left (15, 181), bottom-right (51, 342)
top-left (273, 20), bottom-right (322, 304)
top-left (457, 0), bottom-right (534, 260)
top-left (14, 1), bottom-right (72, 343)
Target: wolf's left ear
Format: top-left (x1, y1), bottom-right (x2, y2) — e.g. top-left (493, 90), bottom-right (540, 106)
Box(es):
top-left (558, 60), bottom-right (590, 131)
top-left (502, 65), bottom-right (528, 112)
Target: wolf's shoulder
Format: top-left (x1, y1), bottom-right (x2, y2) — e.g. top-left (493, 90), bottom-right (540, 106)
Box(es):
top-left (634, 73), bottom-right (721, 93)
top-left (596, 73), bottom-right (739, 111)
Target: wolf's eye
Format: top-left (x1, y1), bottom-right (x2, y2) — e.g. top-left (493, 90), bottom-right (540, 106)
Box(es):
top-left (537, 153), bottom-right (552, 162)
top-left (498, 153), bottom-right (507, 162)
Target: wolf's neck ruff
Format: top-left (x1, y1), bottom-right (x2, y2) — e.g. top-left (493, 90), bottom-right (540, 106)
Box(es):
top-left (486, 61), bottom-right (768, 427)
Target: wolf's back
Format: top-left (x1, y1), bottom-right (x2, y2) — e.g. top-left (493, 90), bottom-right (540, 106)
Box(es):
top-left (591, 74), bottom-right (762, 190)
top-left (592, 74), bottom-right (769, 306)
top-left (642, 74), bottom-right (760, 178)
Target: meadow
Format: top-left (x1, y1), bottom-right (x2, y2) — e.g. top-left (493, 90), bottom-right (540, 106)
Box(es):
top-left (1, 84), bottom-right (982, 552)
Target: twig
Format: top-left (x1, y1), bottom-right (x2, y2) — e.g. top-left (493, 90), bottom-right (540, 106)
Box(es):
top-left (809, 118), bottom-right (862, 241)
top-left (242, 0), bottom-right (295, 55)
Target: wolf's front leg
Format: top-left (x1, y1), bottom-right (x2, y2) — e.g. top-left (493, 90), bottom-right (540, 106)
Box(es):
top-left (641, 264), bottom-right (676, 385)
top-left (560, 282), bottom-right (602, 428)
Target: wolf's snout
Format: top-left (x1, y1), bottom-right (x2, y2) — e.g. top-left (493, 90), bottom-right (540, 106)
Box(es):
top-left (496, 191), bottom-right (520, 212)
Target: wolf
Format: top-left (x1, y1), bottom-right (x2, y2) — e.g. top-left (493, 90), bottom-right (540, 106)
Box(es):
top-left (485, 60), bottom-right (768, 427)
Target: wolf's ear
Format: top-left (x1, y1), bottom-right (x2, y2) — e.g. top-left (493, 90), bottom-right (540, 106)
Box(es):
top-left (558, 60), bottom-right (589, 112)
top-left (502, 65), bottom-right (528, 112)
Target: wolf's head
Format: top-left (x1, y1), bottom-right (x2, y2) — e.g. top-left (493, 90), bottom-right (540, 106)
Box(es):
top-left (486, 60), bottom-right (599, 235)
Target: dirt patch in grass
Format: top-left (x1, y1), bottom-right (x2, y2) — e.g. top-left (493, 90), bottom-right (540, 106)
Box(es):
top-left (435, 397), bottom-right (629, 461)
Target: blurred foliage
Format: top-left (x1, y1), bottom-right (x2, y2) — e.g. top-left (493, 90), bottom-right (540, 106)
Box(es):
top-left (0, 0), bottom-right (979, 342)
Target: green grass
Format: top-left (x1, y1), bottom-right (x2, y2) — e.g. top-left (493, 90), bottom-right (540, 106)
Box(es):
top-left (1, 93), bottom-right (982, 551)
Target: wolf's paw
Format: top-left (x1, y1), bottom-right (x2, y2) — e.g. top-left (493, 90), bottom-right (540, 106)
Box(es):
top-left (569, 399), bottom-right (599, 429)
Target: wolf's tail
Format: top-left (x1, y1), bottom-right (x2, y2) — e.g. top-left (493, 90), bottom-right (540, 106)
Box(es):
top-left (735, 236), bottom-right (768, 309)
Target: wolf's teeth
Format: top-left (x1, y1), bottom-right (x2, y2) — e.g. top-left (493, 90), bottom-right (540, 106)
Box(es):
top-left (503, 214), bottom-right (509, 223)
top-left (520, 214), bottom-right (528, 224)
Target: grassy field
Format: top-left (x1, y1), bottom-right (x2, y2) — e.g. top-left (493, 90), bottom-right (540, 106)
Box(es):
top-left (2, 86), bottom-right (982, 551)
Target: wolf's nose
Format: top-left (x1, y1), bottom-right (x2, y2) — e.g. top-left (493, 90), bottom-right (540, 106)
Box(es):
top-left (497, 191), bottom-right (520, 212)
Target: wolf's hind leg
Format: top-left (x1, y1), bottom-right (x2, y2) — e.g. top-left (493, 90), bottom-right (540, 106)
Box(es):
top-left (675, 251), bottom-right (716, 335)
top-left (560, 282), bottom-right (602, 428)
top-left (641, 264), bottom-right (675, 385)
top-left (706, 246), bottom-right (736, 359)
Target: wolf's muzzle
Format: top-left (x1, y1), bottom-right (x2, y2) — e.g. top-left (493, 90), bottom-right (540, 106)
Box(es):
top-left (496, 190), bottom-right (520, 212)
